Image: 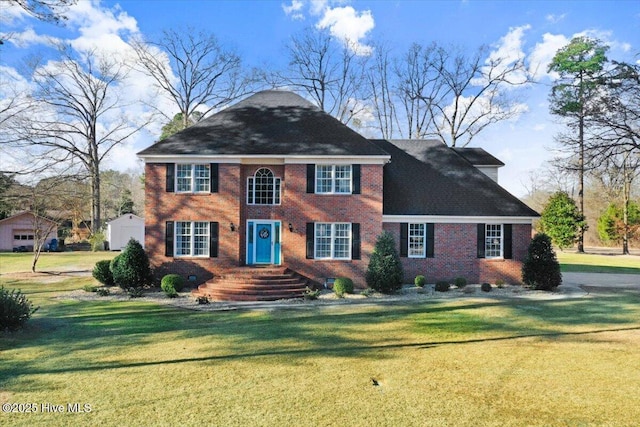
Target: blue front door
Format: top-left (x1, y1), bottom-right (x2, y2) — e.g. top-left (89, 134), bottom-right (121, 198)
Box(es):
top-left (255, 223), bottom-right (273, 264)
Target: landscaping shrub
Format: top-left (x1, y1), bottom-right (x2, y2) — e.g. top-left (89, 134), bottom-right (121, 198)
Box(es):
top-left (127, 287), bottom-right (144, 298)
top-left (366, 232), bottom-right (403, 294)
top-left (495, 279), bottom-right (506, 289)
top-left (481, 283), bottom-right (492, 292)
top-left (196, 295), bottom-right (210, 305)
top-left (522, 233), bottom-right (562, 291)
top-left (161, 274), bottom-right (185, 293)
top-left (92, 260), bottom-right (114, 287)
top-left (333, 277), bottom-right (354, 297)
top-left (96, 288), bottom-right (110, 296)
top-left (89, 231), bottom-right (106, 251)
top-left (304, 287), bottom-right (320, 300)
top-left (454, 277), bottom-right (467, 288)
top-left (83, 284), bottom-right (98, 293)
top-left (435, 281), bottom-right (450, 292)
top-left (110, 239), bottom-right (152, 289)
top-left (414, 275), bottom-right (426, 287)
top-left (0, 286), bottom-right (39, 331)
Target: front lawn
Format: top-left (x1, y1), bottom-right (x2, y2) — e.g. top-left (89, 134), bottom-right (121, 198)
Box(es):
top-left (556, 251), bottom-right (640, 274)
top-left (0, 251), bottom-right (117, 275)
top-left (1, 275), bottom-right (639, 426)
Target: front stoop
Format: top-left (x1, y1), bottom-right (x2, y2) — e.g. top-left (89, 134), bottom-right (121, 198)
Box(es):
top-left (191, 267), bottom-right (310, 301)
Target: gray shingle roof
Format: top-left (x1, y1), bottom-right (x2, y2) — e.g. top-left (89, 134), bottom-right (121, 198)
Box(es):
top-left (452, 147), bottom-right (505, 166)
top-left (138, 90), bottom-right (389, 157)
top-left (371, 139), bottom-right (539, 217)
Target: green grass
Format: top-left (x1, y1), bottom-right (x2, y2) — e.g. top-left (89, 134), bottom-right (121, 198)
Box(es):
top-left (0, 252), bottom-right (117, 275)
top-left (557, 251), bottom-right (640, 274)
top-left (2, 275), bottom-right (640, 426)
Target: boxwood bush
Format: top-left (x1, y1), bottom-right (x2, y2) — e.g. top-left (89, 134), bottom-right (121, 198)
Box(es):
top-left (481, 283), bottom-right (492, 292)
top-left (92, 260), bottom-right (114, 287)
top-left (454, 277), bottom-right (467, 288)
top-left (435, 281), bottom-right (450, 292)
top-left (1, 287), bottom-right (39, 331)
top-left (161, 274), bottom-right (185, 293)
top-left (333, 277), bottom-right (354, 297)
top-left (110, 239), bottom-right (152, 289)
top-left (414, 275), bottom-right (426, 287)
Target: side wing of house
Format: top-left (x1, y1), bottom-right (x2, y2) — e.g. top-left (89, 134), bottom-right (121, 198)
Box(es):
top-left (372, 139), bottom-right (539, 285)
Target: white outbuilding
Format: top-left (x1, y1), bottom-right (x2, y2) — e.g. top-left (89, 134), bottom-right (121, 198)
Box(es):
top-left (106, 214), bottom-right (145, 250)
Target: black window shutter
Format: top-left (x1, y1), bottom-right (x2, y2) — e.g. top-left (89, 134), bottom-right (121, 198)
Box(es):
top-left (209, 222), bottom-right (219, 258)
top-left (503, 224), bottom-right (512, 259)
top-left (351, 223), bottom-right (361, 260)
top-left (400, 223), bottom-right (408, 257)
top-left (210, 163), bottom-right (219, 193)
top-left (306, 223), bottom-right (314, 259)
top-left (352, 164), bottom-right (361, 194)
top-left (477, 223), bottom-right (486, 258)
top-left (166, 164), bottom-right (175, 192)
top-left (306, 164), bottom-right (315, 193)
top-left (165, 221), bottom-right (174, 257)
top-left (426, 223), bottom-right (435, 258)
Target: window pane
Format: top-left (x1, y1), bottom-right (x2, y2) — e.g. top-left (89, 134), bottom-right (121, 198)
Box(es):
top-left (193, 221), bottom-right (209, 256)
top-left (193, 165), bottom-right (210, 192)
top-left (333, 223), bottom-right (351, 259)
top-left (316, 165), bottom-right (333, 193)
top-left (485, 224), bottom-right (502, 258)
top-left (175, 221), bottom-right (191, 256)
top-left (249, 168), bottom-right (280, 205)
top-left (315, 223), bottom-right (332, 258)
top-left (409, 223), bottom-right (425, 257)
top-left (334, 165), bottom-right (352, 193)
top-left (176, 165), bottom-right (192, 192)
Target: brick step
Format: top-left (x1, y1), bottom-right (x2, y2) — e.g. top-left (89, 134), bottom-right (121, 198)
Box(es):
top-left (191, 266), bottom-right (311, 302)
top-left (197, 281), bottom-right (307, 292)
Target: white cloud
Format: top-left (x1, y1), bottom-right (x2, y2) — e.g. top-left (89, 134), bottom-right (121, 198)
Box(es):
top-left (282, 1), bottom-right (375, 56)
top-left (282, 0), bottom-right (305, 20)
top-left (3, 27), bottom-right (58, 48)
top-left (528, 32), bottom-right (569, 80)
top-left (316, 6), bottom-right (374, 55)
top-left (545, 13), bottom-right (566, 24)
top-left (483, 25), bottom-right (531, 85)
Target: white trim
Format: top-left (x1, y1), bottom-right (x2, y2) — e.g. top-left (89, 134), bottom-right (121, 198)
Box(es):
top-left (139, 154), bottom-right (390, 165)
top-left (383, 215), bottom-right (536, 224)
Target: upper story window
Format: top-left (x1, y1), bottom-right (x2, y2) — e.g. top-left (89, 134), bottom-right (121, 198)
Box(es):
top-left (316, 165), bottom-right (352, 194)
top-left (247, 168), bottom-right (281, 205)
top-left (176, 164), bottom-right (210, 193)
top-left (408, 223), bottom-right (425, 258)
top-left (485, 224), bottom-right (503, 258)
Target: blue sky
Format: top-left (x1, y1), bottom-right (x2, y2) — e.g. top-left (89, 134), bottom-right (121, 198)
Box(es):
top-left (1, 0), bottom-right (639, 197)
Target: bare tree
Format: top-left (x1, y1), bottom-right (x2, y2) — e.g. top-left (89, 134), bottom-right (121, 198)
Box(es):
top-left (277, 28), bottom-right (370, 126)
top-left (1, 0), bottom-right (76, 45)
top-left (132, 27), bottom-right (249, 131)
top-left (366, 42), bottom-right (399, 139)
top-left (8, 45), bottom-right (149, 233)
top-left (392, 42), bottom-right (530, 146)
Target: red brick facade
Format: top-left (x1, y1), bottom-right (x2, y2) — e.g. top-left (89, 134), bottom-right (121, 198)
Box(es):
top-left (383, 222), bottom-right (532, 285)
top-left (145, 162), bottom-right (384, 286)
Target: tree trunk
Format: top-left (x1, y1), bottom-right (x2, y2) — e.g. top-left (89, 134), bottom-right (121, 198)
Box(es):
top-left (91, 163), bottom-right (101, 234)
top-left (577, 113), bottom-right (585, 253)
top-left (622, 159), bottom-right (630, 255)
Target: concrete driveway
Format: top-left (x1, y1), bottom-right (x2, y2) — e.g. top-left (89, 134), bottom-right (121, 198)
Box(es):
top-left (562, 272), bottom-right (640, 289)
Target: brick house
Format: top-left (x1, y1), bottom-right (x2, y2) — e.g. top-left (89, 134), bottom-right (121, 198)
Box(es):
top-left (138, 90), bottom-right (538, 290)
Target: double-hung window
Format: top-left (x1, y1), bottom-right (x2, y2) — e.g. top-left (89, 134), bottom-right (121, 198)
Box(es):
top-left (408, 223), bottom-right (426, 258)
top-left (316, 165), bottom-right (352, 194)
top-left (485, 224), bottom-right (503, 258)
top-left (175, 221), bottom-right (210, 257)
top-left (176, 164), bottom-right (210, 193)
top-left (247, 168), bottom-right (281, 205)
top-left (314, 223), bottom-right (351, 259)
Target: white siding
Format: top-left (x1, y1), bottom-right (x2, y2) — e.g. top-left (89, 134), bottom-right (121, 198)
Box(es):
top-left (107, 214), bottom-right (145, 250)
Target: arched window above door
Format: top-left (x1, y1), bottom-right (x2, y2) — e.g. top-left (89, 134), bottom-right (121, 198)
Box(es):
top-left (247, 168), bottom-right (281, 205)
